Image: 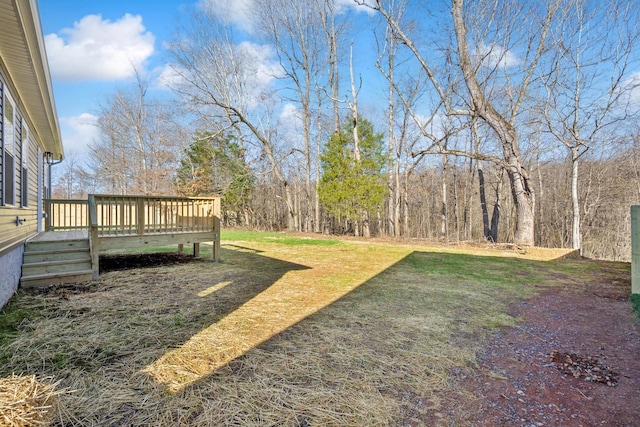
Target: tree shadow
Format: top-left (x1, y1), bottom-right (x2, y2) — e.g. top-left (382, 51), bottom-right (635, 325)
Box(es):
top-left (156, 249), bottom-right (611, 395)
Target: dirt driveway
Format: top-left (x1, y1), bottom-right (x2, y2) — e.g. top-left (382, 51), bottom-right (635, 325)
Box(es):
top-left (446, 262), bottom-right (640, 426)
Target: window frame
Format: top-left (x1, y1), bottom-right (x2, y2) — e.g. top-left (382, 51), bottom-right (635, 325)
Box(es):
top-left (20, 120), bottom-right (29, 207)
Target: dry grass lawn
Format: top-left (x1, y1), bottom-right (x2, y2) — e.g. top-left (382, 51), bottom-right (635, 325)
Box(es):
top-left (0, 232), bottom-right (602, 426)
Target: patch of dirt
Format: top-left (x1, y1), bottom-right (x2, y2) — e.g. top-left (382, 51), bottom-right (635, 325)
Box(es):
top-left (444, 264), bottom-right (640, 426)
top-left (99, 252), bottom-right (204, 273)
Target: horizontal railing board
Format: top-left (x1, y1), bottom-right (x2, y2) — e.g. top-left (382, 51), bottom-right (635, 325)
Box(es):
top-left (98, 232), bottom-right (218, 251)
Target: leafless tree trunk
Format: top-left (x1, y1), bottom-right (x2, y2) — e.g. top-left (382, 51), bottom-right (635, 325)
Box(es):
top-left (368, 0), bottom-right (566, 246)
top-left (168, 11), bottom-right (299, 229)
top-left (541, 0), bottom-right (640, 252)
top-left (258, 0), bottom-right (330, 232)
top-left (489, 168), bottom-right (504, 243)
top-left (440, 154), bottom-right (449, 242)
top-left (317, 0), bottom-right (342, 134)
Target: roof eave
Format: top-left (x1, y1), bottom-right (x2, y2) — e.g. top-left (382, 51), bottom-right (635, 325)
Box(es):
top-left (1, 0), bottom-right (63, 160)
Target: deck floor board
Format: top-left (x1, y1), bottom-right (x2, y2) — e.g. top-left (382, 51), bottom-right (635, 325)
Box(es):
top-left (29, 230), bottom-right (89, 242)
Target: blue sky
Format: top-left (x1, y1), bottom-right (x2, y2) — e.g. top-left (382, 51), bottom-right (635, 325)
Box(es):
top-left (38, 0), bottom-right (189, 158)
top-left (36, 0), bottom-right (380, 160)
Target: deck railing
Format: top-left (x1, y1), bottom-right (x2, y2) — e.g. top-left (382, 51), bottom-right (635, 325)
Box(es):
top-left (87, 195), bottom-right (218, 237)
top-left (45, 195), bottom-right (220, 236)
top-left (44, 199), bottom-right (88, 231)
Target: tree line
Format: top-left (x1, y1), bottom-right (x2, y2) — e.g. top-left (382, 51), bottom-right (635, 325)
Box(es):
top-left (54, 0), bottom-right (640, 261)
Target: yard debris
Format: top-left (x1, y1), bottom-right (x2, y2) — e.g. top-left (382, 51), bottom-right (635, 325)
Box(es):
top-left (550, 350), bottom-right (618, 386)
top-left (0, 375), bottom-right (65, 426)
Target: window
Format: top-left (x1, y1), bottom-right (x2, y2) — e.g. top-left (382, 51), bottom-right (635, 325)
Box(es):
top-left (21, 122), bottom-right (29, 207)
top-left (3, 90), bottom-right (15, 206)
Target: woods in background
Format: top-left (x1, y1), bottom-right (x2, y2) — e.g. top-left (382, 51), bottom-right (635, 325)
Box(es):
top-left (53, 0), bottom-right (640, 261)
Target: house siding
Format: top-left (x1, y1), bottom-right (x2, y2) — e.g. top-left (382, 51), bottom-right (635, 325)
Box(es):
top-left (0, 76), bottom-right (42, 308)
top-left (0, 0), bottom-right (62, 309)
top-left (0, 76), bottom-right (39, 247)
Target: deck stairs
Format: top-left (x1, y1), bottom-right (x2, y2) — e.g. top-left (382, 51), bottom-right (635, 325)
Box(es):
top-left (20, 232), bottom-right (93, 288)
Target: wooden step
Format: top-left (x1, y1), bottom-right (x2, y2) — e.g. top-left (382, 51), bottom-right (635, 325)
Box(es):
top-left (25, 238), bottom-right (90, 252)
top-left (22, 248), bottom-right (90, 263)
top-left (22, 258), bottom-right (92, 276)
top-left (20, 270), bottom-right (94, 289)
top-left (21, 234), bottom-right (94, 288)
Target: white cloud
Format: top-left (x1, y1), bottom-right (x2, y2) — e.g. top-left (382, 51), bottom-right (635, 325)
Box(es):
top-left (154, 64), bottom-right (186, 90)
top-left (335, 0), bottom-right (377, 15)
top-left (474, 43), bottom-right (520, 69)
top-left (235, 41), bottom-right (283, 108)
top-left (237, 41), bottom-right (282, 88)
top-left (278, 103), bottom-right (304, 136)
top-left (45, 14), bottom-right (155, 81)
top-left (279, 103), bottom-right (301, 124)
top-left (197, 0), bottom-right (374, 33)
top-left (59, 113), bottom-right (100, 156)
top-left (198, 0), bottom-right (256, 33)
top-left (621, 72), bottom-right (640, 106)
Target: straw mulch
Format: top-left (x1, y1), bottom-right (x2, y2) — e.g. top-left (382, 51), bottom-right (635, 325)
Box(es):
top-left (0, 375), bottom-right (64, 427)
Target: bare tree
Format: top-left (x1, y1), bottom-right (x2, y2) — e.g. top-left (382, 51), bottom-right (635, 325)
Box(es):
top-left (168, 10), bottom-right (301, 229)
top-left (375, 0), bottom-right (410, 237)
top-left (257, 0), bottom-right (331, 232)
top-left (368, 0), bottom-right (566, 246)
top-left (541, 0), bottom-right (640, 252)
top-left (316, 0), bottom-right (344, 134)
top-left (89, 74), bottom-right (185, 195)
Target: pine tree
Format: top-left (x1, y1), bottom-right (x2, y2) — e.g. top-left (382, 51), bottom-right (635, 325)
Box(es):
top-left (318, 118), bottom-right (387, 232)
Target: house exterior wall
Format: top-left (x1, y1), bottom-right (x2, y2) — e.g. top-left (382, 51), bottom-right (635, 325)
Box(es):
top-left (0, 243), bottom-right (23, 308)
top-left (0, 0), bottom-right (61, 308)
top-left (0, 76), bottom-right (41, 308)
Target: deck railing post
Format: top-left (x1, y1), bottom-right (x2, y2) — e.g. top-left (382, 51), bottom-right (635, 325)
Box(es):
top-left (213, 197), bottom-right (221, 262)
top-left (44, 199), bottom-right (52, 231)
top-left (88, 195), bottom-right (100, 280)
top-left (136, 197), bottom-right (145, 236)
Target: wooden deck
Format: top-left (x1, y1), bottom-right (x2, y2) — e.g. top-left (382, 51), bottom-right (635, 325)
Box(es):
top-left (21, 195), bottom-right (221, 287)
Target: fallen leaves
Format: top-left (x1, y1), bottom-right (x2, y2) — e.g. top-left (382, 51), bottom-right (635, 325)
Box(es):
top-left (550, 350), bottom-right (618, 387)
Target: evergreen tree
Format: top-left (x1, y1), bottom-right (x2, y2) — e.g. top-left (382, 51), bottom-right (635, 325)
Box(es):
top-left (176, 132), bottom-right (254, 218)
top-left (318, 119), bottom-right (387, 231)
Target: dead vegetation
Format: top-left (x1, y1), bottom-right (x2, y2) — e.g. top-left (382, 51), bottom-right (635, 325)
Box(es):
top-left (0, 375), bottom-right (65, 427)
top-left (0, 238), bottom-right (603, 425)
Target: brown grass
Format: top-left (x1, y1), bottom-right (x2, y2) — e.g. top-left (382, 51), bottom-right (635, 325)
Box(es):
top-left (0, 237), bottom-right (586, 425)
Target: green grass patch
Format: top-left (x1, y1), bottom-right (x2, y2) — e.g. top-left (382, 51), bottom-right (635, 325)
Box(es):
top-left (0, 298), bottom-right (40, 344)
top-left (222, 229), bottom-right (341, 246)
top-left (630, 294), bottom-right (640, 320)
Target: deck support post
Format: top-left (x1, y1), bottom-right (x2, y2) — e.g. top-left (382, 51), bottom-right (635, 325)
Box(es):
top-left (88, 195), bottom-right (100, 280)
top-left (213, 198), bottom-right (221, 262)
top-left (136, 198), bottom-right (145, 236)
